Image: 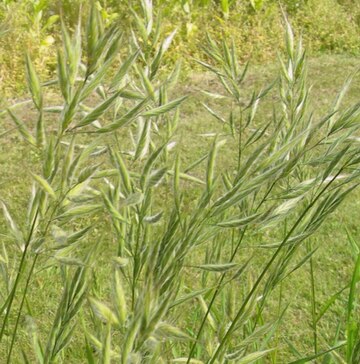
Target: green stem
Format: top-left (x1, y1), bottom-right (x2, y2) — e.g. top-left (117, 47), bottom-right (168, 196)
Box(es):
top-left (6, 254), bottom-right (39, 363)
top-left (273, 282), bottom-right (283, 363)
top-left (308, 240), bottom-right (318, 357)
top-left (1, 182), bottom-right (74, 354)
top-left (132, 213), bottom-right (143, 310)
top-left (0, 209), bottom-right (39, 344)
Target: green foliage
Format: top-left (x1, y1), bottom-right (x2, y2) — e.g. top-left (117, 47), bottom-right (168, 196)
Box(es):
top-left (1, 2), bottom-right (360, 362)
top-left (0, 0), bottom-right (360, 94)
top-left (294, 0), bottom-right (360, 53)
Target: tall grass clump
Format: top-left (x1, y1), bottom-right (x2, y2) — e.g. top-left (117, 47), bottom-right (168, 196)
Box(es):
top-left (1, 2), bottom-right (360, 363)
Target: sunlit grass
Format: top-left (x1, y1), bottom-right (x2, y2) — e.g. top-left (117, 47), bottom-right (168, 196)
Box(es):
top-left (1, 3), bottom-right (360, 363)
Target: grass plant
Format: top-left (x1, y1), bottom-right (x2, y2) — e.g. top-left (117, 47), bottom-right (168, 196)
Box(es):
top-left (1, 2), bottom-right (360, 363)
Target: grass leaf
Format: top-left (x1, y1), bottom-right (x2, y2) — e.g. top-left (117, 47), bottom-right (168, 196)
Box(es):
top-left (141, 96), bottom-right (187, 117)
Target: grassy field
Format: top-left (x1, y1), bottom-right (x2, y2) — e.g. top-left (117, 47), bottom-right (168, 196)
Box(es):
top-left (1, 49), bottom-right (360, 362)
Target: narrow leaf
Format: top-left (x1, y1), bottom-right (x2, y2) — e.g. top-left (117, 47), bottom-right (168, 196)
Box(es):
top-left (141, 96), bottom-right (187, 117)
